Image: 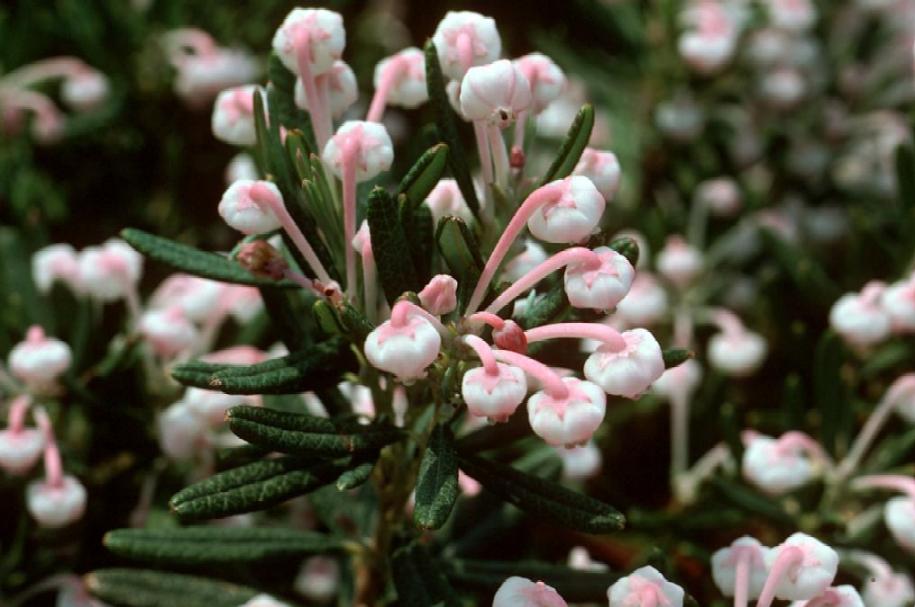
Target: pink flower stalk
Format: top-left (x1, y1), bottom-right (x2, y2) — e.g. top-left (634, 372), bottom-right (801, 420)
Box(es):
top-left (653, 359), bottom-right (702, 488)
top-left (163, 29), bottom-right (258, 106)
top-left (573, 149), bottom-right (622, 202)
top-left (273, 8), bottom-right (345, 149)
top-left (8, 325), bottom-right (72, 389)
top-left (367, 48), bottom-right (427, 122)
top-left (756, 534), bottom-right (839, 607)
top-left (461, 335), bottom-right (527, 422)
top-left (846, 550), bottom-right (915, 607)
top-left (707, 309), bottom-right (767, 377)
top-left (364, 300), bottom-right (445, 383)
top-left (0, 86), bottom-right (65, 143)
top-left (32, 243), bottom-right (82, 295)
top-left (432, 11), bottom-right (502, 81)
top-left (582, 328), bottom-right (665, 398)
top-left (656, 236), bottom-right (703, 290)
top-left (352, 221), bottom-right (378, 322)
top-left (322, 121), bottom-right (394, 296)
top-left (138, 306), bottom-right (199, 359)
top-left (294, 555), bottom-right (340, 603)
top-left (512, 53), bottom-right (566, 152)
top-left (26, 407), bottom-right (87, 528)
top-left (0, 395), bottom-right (44, 475)
top-left (419, 274), bottom-right (458, 316)
top-left (798, 585), bottom-right (864, 607)
top-left (211, 85), bottom-right (259, 146)
top-left (607, 566), bottom-right (685, 607)
top-left (711, 536), bottom-right (770, 607)
top-left (829, 281), bottom-right (891, 348)
top-left (295, 60), bottom-right (358, 120)
top-left (742, 431), bottom-right (831, 495)
top-left (78, 238), bottom-right (144, 312)
top-left (465, 178), bottom-right (604, 315)
top-left (492, 576), bottom-right (568, 607)
top-left (425, 179), bottom-right (474, 224)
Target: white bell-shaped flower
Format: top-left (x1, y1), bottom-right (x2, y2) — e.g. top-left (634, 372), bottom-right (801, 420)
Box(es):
top-left (527, 176), bottom-right (605, 244)
top-left (432, 11), bottom-right (501, 80)
top-left (583, 328), bottom-right (665, 398)
top-left (272, 8), bottom-right (345, 75)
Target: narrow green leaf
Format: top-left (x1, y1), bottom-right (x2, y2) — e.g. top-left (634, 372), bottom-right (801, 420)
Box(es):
top-left (393, 543), bottom-right (461, 607)
top-left (609, 236), bottom-right (639, 267)
top-left (814, 331), bottom-right (851, 457)
top-left (895, 143), bottom-right (915, 216)
top-left (367, 186), bottom-right (420, 303)
top-left (760, 229), bottom-right (839, 306)
top-left (258, 286), bottom-right (313, 351)
top-left (336, 460), bottom-right (376, 490)
top-left (170, 456), bottom-right (350, 522)
top-left (456, 411), bottom-right (532, 453)
top-left (227, 405), bottom-right (404, 457)
top-left (423, 41), bottom-right (480, 216)
top-left (518, 285), bottom-right (567, 330)
top-left (398, 143), bottom-right (449, 209)
top-left (458, 454), bottom-right (625, 533)
top-left (267, 53), bottom-right (315, 146)
top-left (104, 527), bottom-right (341, 565)
top-left (86, 569), bottom-right (258, 607)
top-left (709, 477), bottom-right (794, 525)
top-left (0, 227), bottom-right (52, 332)
top-left (401, 199), bottom-right (435, 285)
top-left (436, 216), bottom-right (485, 311)
top-left (172, 339), bottom-right (356, 395)
top-left (539, 104), bottom-right (594, 185)
top-left (662, 348), bottom-right (692, 369)
top-left (120, 229), bottom-right (294, 287)
top-left (414, 423), bottom-right (459, 530)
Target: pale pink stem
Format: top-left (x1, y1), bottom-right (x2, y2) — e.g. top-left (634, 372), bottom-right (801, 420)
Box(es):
top-left (513, 110), bottom-right (527, 151)
top-left (711, 308), bottom-right (745, 336)
top-left (843, 550), bottom-right (893, 580)
top-left (491, 349), bottom-right (569, 399)
top-left (674, 307), bottom-right (694, 348)
top-left (852, 474), bottom-right (915, 501)
top-left (367, 57), bottom-right (408, 123)
top-left (836, 393), bottom-right (899, 480)
top-left (777, 431), bottom-right (833, 467)
top-left (359, 245), bottom-right (378, 324)
top-left (467, 311), bottom-right (505, 330)
top-left (488, 123), bottom-right (510, 188)
top-left (392, 385), bottom-right (408, 427)
top-left (7, 395), bottom-right (32, 434)
top-left (671, 391), bottom-right (690, 482)
top-left (0, 88), bottom-right (63, 127)
top-left (293, 29), bottom-right (331, 150)
top-left (124, 282), bottom-right (143, 326)
top-left (733, 551), bottom-right (750, 607)
top-left (282, 269), bottom-right (322, 296)
top-left (390, 300), bottom-right (449, 336)
top-left (473, 121), bottom-right (494, 185)
top-left (1, 57), bottom-right (86, 89)
top-left (463, 335), bottom-right (499, 375)
top-left (484, 247), bottom-right (600, 315)
top-left (315, 74), bottom-right (334, 145)
top-left (465, 182), bottom-right (565, 315)
top-left (756, 546), bottom-right (804, 607)
top-left (249, 182), bottom-right (333, 285)
top-left (34, 407), bottom-right (63, 489)
top-left (340, 137), bottom-right (359, 297)
top-left (525, 322), bottom-right (627, 352)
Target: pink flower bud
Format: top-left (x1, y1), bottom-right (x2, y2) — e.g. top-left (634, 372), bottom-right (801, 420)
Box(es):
top-left (158, 401), bottom-right (209, 460)
top-left (294, 556), bottom-right (339, 603)
top-left (493, 576), bottom-right (567, 607)
top-left (272, 8), bottom-right (346, 75)
top-left (829, 283), bottom-right (891, 348)
top-left (0, 426), bottom-right (44, 475)
top-left (766, 0), bottom-right (817, 31)
top-left (708, 330), bottom-right (767, 377)
top-left (461, 362), bottom-right (527, 422)
top-left (32, 243), bottom-right (81, 294)
top-left (557, 441), bottom-right (602, 481)
top-left (563, 246), bottom-right (634, 311)
top-left (9, 326), bottom-right (72, 387)
top-left (78, 238), bottom-right (143, 301)
top-left (425, 178), bottom-right (473, 224)
top-left (762, 533), bottom-right (838, 601)
top-left (528, 377), bottom-right (606, 447)
top-left (418, 275), bottom-right (458, 316)
top-left (322, 121), bottom-right (394, 182)
top-left (695, 177), bottom-right (742, 217)
top-left (711, 536), bottom-right (770, 600)
top-left (26, 474), bottom-right (87, 528)
top-left (218, 180), bottom-right (284, 235)
top-left (653, 359), bottom-right (702, 401)
top-left (458, 470), bottom-right (482, 496)
top-left (616, 273), bottom-right (669, 326)
top-left (226, 152), bottom-right (259, 184)
top-left (584, 328), bottom-right (665, 398)
top-left (527, 176), bottom-right (605, 244)
top-left (493, 320), bottom-right (528, 354)
top-left (885, 497), bottom-right (915, 553)
top-left (61, 69), bottom-right (109, 112)
top-left (240, 594), bottom-right (291, 607)
top-left (657, 236), bottom-right (703, 289)
top-left (432, 11), bottom-right (501, 80)
top-left (295, 60), bottom-right (358, 118)
top-left (138, 307), bottom-right (199, 358)
top-left (459, 60), bottom-right (532, 127)
top-left (607, 566), bottom-right (684, 607)
top-left (761, 67), bottom-right (806, 109)
top-left (373, 48), bottom-right (427, 109)
top-left (679, 30), bottom-right (737, 75)
top-left (501, 240), bottom-right (548, 283)
top-left (236, 241), bottom-right (289, 281)
top-left (863, 566), bottom-right (915, 607)
top-left (742, 432), bottom-right (819, 495)
top-left (573, 149), bottom-right (621, 201)
top-left (212, 85), bottom-right (259, 146)
top-left (513, 53), bottom-right (565, 114)
top-left (150, 274), bottom-right (226, 323)
top-left (364, 305), bottom-right (441, 383)
top-left (881, 278), bottom-right (915, 333)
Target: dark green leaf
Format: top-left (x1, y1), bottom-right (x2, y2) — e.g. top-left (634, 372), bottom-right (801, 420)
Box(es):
top-left (518, 285), bottom-right (567, 330)
top-left (121, 229), bottom-right (294, 288)
top-left (760, 229), bottom-right (839, 307)
top-left (423, 41), bottom-right (480, 216)
top-left (436, 216), bottom-right (485, 311)
top-left (401, 199), bottom-right (435, 285)
top-left (456, 411), bottom-right (532, 453)
top-left (539, 104), bottom-right (594, 185)
top-left (399, 143), bottom-right (449, 209)
top-left (172, 338), bottom-right (356, 395)
top-left (86, 569), bottom-right (258, 607)
top-left (458, 454), bottom-right (625, 533)
top-left (414, 423), bottom-right (459, 530)
top-left (609, 236), bottom-right (639, 267)
top-left (336, 460), bottom-right (376, 490)
top-left (708, 477), bottom-right (794, 525)
top-left (267, 53), bottom-right (315, 146)
top-left (663, 348), bottom-right (692, 369)
top-left (104, 527), bottom-right (341, 565)
top-left (814, 331), bottom-right (851, 457)
top-left (393, 543), bottom-right (461, 607)
top-left (258, 286), bottom-right (314, 351)
top-left (367, 186), bottom-right (420, 303)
